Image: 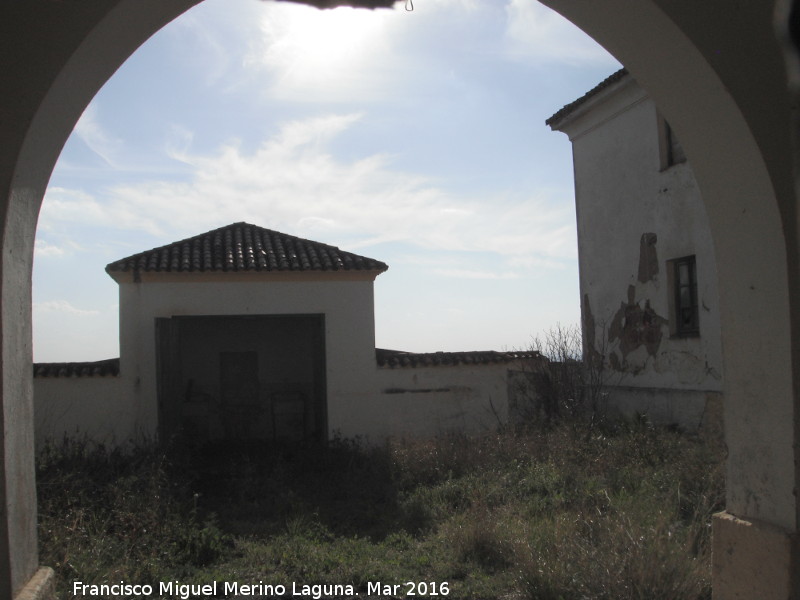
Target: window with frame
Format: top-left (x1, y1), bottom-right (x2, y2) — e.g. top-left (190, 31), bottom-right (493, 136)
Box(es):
top-left (670, 255), bottom-right (699, 337)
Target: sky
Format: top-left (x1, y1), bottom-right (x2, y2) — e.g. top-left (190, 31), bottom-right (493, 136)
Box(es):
top-left (32, 0), bottom-right (620, 362)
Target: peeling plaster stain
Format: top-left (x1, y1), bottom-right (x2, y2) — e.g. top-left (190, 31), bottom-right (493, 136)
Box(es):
top-left (594, 233), bottom-right (719, 385)
top-left (608, 284), bottom-right (668, 371)
top-left (654, 350), bottom-right (720, 384)
top-left (705, 361), bottom-right (722, 381)
top-left (583, 293), bottom-right (596, 350)
top-left (637, 232), bottom-right (659, 283)
top-left (582, 294), bottom-right (601, 361)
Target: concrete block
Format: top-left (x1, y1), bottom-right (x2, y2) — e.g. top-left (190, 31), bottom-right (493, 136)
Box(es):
top-left (712, 511), bottom-right (798, 600)
top-left (14, 568), bottom-right (55, 600)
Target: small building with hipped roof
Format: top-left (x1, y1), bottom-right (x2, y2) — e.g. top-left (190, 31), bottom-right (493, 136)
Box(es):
top-left (33, 222), bottom-right (542, 446)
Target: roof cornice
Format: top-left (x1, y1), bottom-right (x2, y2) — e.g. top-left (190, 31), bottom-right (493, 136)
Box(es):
top-left (106, 222), bottom-right (388, 280)
top-left (546, 68), bottom-right (630, 130)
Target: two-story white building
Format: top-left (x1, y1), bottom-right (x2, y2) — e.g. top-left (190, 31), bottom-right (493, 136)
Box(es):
top-left (548, 69), bottom-right (723, 431)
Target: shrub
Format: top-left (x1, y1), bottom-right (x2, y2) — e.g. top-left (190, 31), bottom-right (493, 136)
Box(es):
top-left (516, 323), bottom-right (609, 428)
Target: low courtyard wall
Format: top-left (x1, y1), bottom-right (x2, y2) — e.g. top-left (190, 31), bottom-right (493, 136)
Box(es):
top-left (372, 349), bottom-right (544, 438)
top-left (33, 359), bottom-right (135, 448)
top-left (33, 351), bottom-right (546, 448)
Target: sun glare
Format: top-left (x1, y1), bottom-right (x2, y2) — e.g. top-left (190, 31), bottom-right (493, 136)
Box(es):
top-left (263, 5), bottom-right (390, 76)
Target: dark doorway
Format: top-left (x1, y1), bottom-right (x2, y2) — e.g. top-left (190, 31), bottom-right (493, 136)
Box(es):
top-left (156, 314), bottom-right (327, 443)
top-left (219, 350), bottom-right (260, 438)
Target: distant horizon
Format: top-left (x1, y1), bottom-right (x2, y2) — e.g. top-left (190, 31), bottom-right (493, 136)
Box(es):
top-left (32, 0), bottom-right (621, 362)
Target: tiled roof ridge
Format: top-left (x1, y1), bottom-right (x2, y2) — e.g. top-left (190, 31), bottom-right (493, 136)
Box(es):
top-left (545, 68), bottom-right (629, 127)
top-left (34, 357), bottom-right (120, 378)
top-left (376, 348), bottom-right (542, 368)
top-left (105, 222), bottom-right (388, 275)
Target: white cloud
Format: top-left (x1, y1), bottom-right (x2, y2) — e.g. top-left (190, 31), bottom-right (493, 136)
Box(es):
top-left (164, 0), bottom-right (269, 91)
top-left (41, 187), bottom-right (164, 236)
top-left (433, 268), bottom-right (519, 280)
top-left (34, 240), bottom-right (65, 258)
top-left (503, 0), bottom-right (619, 67)
top-left (414, 0), bottom-right (482, 11)
top-left (34, 300), bottom-right (100, 317)
top-left (169, 9), bottom-right (234, 87)
top-left (164, 124), bottom-right (195, 163)
top-left (507, 253), bottom-right (571, 270)
top-left (73, 105), bottom-right (123, 167)
top-left (40, 113), bottom-right (576, 272)
top-left (270, 112), bottom-right (363, 152)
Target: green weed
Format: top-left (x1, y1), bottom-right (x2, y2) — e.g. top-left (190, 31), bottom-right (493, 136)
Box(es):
top-left (38, 423), bottom-right (723, 599)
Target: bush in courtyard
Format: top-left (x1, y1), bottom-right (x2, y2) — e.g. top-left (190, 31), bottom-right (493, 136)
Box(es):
top-left (517, 322), bottom-right (610, 427)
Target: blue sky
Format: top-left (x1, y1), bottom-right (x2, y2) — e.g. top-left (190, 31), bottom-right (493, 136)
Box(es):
top-left (32, 0), bottom-right (620, 362)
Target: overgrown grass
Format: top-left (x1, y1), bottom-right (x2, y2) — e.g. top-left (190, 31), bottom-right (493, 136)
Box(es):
top-left (38, 421), bottom-right (723, 599)
top-left (37, 439), bottom-right (230, 587)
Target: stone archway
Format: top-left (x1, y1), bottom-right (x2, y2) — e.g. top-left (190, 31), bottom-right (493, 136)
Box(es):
top-left (1, 1), bottom-right (797, 598)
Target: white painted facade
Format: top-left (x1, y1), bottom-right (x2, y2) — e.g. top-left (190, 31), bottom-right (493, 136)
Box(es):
top-left (549, 73), bottom-right (723, 430)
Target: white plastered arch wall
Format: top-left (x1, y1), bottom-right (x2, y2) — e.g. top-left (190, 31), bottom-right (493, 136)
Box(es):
top-left (1, 1), bottom-right (204, 596)
top-left (0, 0), bottom-right (796, 598)
top-left (538, 2), bottom-right (800, 597)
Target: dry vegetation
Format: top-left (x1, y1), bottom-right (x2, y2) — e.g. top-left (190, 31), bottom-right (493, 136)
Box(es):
top-left (38, 417), bottom-right (723, 599)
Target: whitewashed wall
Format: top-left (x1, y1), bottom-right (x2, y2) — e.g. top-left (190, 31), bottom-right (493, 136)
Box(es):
top-left (33, 357), bottom-right (542, 445)
top-left (34, 375), bottom-right (133, 448)
top-left (116, 272), bottom-right (381, 441)
top-left (34, 269), bottom-right (546, 445)
top-left (363, 360), bottom-right (539, 439)
top-left (37, 265), bottom-right (545, 445)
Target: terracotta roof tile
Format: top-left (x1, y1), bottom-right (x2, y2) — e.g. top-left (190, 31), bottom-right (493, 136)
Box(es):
top-left (376, 348), bottom-right (542, 368)
top-left (33, 358), bottom-right (120, 378)
top-left (546, 68), bottom-right (629, 127)
top-left (106, 222), bottom-right (389, 275)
